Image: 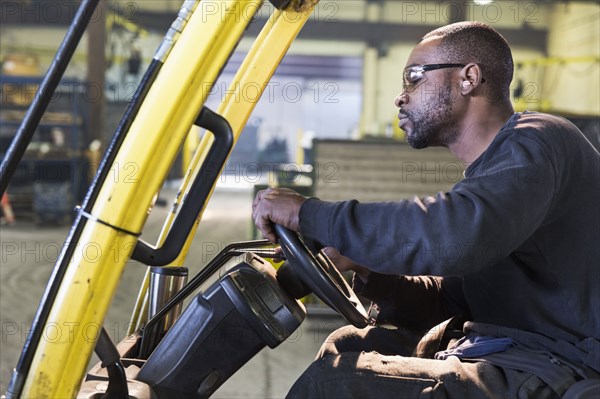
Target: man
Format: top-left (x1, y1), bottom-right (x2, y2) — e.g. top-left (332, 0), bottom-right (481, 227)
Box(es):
top-left (253, 22), bottom-right (600, 398)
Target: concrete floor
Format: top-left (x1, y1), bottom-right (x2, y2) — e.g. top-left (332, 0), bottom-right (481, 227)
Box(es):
top-left (0, 182), bottom-right (345, 398)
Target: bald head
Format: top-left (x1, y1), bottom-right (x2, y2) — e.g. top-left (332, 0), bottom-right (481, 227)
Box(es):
top-left (422, 22), bottom-right (514, 101)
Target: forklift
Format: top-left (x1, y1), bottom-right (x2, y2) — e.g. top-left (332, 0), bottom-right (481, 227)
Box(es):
top-left (1, 1), bottom-right (371, 397)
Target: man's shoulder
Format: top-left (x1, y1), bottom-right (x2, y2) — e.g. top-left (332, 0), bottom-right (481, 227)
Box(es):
top-left (489, 112), bottom-right (563, 154)
top-left (468, 111), bottom-right (595, 177)
top-left (500, 111), bottom-right (594, 156)
top-left (510, 111), bottom-right (578, 136)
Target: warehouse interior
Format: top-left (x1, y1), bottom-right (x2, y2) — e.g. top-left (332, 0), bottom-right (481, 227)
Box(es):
top-left (1, 0), bottom-right (599, 397)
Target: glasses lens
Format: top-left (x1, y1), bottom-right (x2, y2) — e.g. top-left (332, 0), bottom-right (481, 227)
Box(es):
top-left (403, 67), bottom-right (424, 92)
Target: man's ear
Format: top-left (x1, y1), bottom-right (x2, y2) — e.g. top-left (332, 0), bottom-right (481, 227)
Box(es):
top-left (460, 63), bottom-right (483, 95)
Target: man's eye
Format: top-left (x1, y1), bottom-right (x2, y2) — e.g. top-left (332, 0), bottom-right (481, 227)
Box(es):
top-left (407, 71), bottom-right (422, 83)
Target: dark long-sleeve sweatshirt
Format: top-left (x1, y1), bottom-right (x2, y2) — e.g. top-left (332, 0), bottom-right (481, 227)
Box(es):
top-left (298, 112), bottom-right (599, 370)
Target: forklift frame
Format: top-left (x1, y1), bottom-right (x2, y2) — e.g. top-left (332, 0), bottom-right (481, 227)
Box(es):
top-left (3, 1), bottom-right (319, 397)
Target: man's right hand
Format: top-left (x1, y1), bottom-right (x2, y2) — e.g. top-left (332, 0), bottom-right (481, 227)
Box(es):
top-left (252, 187), bottom-right (306, 243)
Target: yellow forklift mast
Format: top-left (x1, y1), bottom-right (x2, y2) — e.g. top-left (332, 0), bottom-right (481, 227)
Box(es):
top-left (4, 1), bottom-right (320, 397)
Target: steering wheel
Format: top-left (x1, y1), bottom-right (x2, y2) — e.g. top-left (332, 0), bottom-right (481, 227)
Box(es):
top-left (274, 225), bottom-right (369, 328)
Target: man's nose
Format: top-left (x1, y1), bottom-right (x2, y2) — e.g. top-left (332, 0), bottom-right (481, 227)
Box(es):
top-left (395, 92), bottom-right (408, 107)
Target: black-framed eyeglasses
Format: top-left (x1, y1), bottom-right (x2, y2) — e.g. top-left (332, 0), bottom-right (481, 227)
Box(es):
top-left (403, 63), bottom-right (466, 93)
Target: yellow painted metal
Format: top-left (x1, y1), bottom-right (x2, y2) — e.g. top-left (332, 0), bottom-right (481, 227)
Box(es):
top-left (128, 2), bottom-right (319, 332)
top-left (183, 125), bottom-right (201, 172)
top-left (21, 1), bottom-right (262, 397)
top-left (24, 225), bottom-right (138, 397)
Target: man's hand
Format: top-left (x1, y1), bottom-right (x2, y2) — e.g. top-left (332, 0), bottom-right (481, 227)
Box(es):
top-left (322, 247), bottom-right (371, 283)
top-left (252, 187), bottom-right (306, 243)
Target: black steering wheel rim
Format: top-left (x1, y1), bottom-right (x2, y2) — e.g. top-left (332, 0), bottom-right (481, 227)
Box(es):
top-left (275, 225), bottom-right (369, 328)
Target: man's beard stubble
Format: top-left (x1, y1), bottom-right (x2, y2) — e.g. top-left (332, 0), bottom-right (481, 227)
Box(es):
top-left (405, 84), bottom-right (458, 149)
